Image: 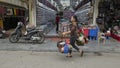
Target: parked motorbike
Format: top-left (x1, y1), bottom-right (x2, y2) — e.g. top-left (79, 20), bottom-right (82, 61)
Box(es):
top-left (9, 22), bottom-right (45, 43)
top-left (0, 28), bottom-right (6, 38)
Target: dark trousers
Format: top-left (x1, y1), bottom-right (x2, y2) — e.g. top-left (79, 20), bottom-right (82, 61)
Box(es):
top-left (56, 23), bottom-right (59, 32)
top-left (68, 48), bottom-right (72, 54)
top-left (70, 36), bottom-right (79, 51)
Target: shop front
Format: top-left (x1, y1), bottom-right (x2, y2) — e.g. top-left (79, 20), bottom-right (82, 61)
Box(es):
top-left (0, 2), bottom-right (26, 30)
top-left (96, 0), bottom-right (120, 41)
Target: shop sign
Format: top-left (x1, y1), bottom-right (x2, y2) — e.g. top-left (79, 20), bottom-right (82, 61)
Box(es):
top-left (0, 6), bottom-right (25, 16)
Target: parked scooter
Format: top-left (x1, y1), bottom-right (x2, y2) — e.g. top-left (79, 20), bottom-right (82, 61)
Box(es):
top-left (9, 22), bottom-right (45, 43)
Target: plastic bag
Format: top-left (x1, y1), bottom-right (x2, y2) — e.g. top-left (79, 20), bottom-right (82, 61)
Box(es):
top-left (76, 33), bottom-right (85, 46)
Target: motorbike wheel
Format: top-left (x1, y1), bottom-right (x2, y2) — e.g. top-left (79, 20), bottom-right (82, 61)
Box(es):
top-left (9, 34), bottom-right (20, 43)
top-left (0, 33), bottom-right (3, 38)
top-left (38, 32), bottom-right (45, 43)
top-left (0, 31), bottom-right (5, 38)
top-left (32, 32), bottom-right (45, 44)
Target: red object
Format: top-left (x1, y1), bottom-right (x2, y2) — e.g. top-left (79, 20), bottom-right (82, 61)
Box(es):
top-left (84, 37), bottom-right (88, 44)
top-left (56, 16), bottom-right (60, 23)
top-left (65, 39), bottom-right (70, 44)
top-left (78, 28), bottom-right (83, 34)
top-left (0, 6), bottom-right (2, 15)
top-left (16, 9), bottom-right (19, 16)
top-left (0, 7), bottom-right (5, 15)
top-left (83, 28), bottom-right (89, 37)
top-left (111, 33), bottom-right (120, 42)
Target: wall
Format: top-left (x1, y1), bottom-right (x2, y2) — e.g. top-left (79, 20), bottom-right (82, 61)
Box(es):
top-left (0, 0), bottom-right (27, 9)
top-left (36, 1), bottom-right (56, 26)
top-left (75, 2), bottom-right (91, 24)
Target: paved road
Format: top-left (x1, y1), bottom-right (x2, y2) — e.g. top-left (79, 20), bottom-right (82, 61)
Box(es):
top-left (0, 51), bottom-right (120, 68)
top-left (0, 37), bottom-right (120, 53)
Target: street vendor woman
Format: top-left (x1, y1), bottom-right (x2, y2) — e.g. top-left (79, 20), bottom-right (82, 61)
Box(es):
top-left (62, 15), bottom-right (84, 57)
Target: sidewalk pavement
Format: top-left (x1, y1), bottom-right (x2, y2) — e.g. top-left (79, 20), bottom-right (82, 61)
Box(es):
top-left (0, 26), bottom-right (120, 53)
top-left (0, 36), bottom-right (120, 53)
top-left (46, 37), bottom-right (120, 53)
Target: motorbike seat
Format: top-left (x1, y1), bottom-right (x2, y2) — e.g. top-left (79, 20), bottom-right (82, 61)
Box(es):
top-left (27, 28), bottom-right (35, 33)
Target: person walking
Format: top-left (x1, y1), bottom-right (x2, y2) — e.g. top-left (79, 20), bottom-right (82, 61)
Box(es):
top-left (55, 13), bottom-right (60, 33)
top-left (62, 15), bottom-right (83, 57)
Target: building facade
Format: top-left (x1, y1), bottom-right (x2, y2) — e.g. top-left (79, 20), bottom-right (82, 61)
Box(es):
top-left (60, 0), bottom-right (70, 9)
top-left (0, 0), bottom-right (27, 30)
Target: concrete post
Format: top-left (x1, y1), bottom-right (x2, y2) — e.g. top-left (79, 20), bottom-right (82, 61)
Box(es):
top-left (93, 0), bottom-right (100, 25)
top-left (29, 0), bottom-right (36, 26)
